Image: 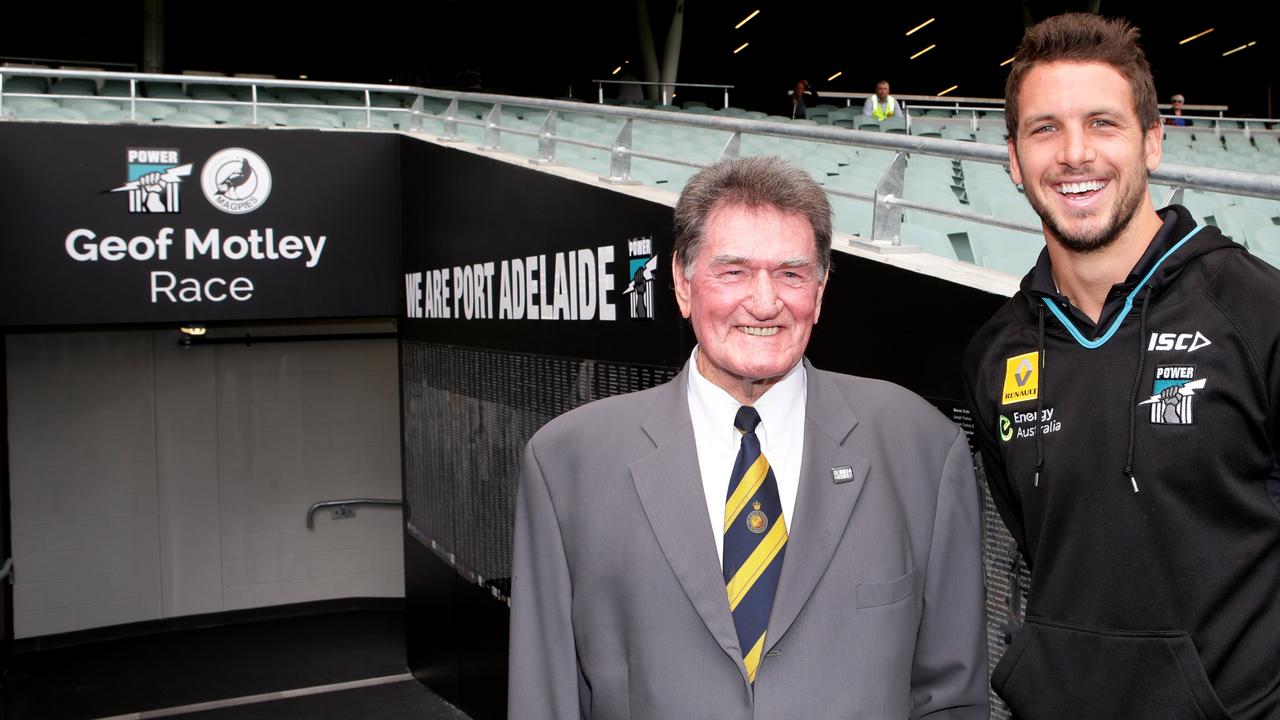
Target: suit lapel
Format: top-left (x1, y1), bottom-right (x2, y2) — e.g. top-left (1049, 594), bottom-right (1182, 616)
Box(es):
top-left (630, 366), bottom-right (744, 665)
top-left (766, 361), bottom-right (869, 652)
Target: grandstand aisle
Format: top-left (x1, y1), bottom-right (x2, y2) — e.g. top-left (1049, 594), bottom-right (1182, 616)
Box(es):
top-left (1, 603), bottom-right (471, 720)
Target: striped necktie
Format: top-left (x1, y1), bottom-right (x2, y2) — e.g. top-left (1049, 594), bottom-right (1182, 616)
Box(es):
top-left (723, 405), bottom-right (788, 684)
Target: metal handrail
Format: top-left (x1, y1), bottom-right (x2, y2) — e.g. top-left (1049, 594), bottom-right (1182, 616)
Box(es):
top-left (0, 66), bottom-right (421, 127)
top-left (592, 78), bottom-right (733, 108)
top-left (306, 498), bottom-right (402, 529)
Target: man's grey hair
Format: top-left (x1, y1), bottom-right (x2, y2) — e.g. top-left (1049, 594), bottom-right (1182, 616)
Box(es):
top-left (672, 156), bottom-right (832, 280)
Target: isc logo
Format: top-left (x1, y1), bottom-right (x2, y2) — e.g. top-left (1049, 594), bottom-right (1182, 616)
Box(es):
top-left (1147, 331), bottom-right (1211, 353)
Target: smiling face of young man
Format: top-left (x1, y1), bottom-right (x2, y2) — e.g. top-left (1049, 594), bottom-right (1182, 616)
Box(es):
top-left (1008, 60), bottom-right (1163, 255)
top-left (673, 202), bottom-right (826, 405)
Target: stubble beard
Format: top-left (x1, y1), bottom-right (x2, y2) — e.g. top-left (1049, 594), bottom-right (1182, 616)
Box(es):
top-left (1024, 170), bottom-right (1148, 255)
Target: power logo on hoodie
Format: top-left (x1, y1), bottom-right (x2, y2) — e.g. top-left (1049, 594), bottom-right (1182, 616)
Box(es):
top-left (1140, 365), bottom-right (1205, 425)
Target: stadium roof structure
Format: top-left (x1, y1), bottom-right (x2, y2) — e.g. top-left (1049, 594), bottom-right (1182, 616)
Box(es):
top-left (3, 2), bottom-right (1276, 118)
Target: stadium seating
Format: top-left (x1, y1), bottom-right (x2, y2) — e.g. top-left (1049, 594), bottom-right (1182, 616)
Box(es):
top-left (3, 68), bottom-right (1277, 273)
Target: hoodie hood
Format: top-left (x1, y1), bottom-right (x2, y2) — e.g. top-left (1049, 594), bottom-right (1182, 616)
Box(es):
top-left (1014, 205), bottom-right (1236, 347)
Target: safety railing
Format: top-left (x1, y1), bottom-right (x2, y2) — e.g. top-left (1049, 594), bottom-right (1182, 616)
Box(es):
top-left (306, 498), bottom-right (402, 529)
top-left (418, 90), bottom-right (1280, 250)
top-left (0, 66), bottom-right (419, 128)
top-left (592, 79), bottom-right (733, 108)
top-left (5, 67), bottom-right (1280, 256)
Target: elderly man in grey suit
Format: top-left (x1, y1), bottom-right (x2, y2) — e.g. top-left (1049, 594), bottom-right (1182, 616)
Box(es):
top-left (508, 156), bottom-right (988, 719)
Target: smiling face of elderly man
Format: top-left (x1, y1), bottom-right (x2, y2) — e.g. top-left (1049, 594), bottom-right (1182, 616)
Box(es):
top-left (670, 156), bottom-right (832, 405)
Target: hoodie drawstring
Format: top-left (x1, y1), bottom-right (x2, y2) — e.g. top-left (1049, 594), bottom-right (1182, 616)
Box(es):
top-left (1122, 286), bottom-right (1153, 493)
top-left (1034, 304), bottom-right (1046, 487)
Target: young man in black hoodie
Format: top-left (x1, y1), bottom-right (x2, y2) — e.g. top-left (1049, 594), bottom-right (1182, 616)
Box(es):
top-left (964, 13), bottom-right (1280, 720)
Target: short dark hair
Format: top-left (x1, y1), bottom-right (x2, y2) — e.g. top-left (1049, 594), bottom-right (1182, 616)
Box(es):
top-left (673, 156), bottom-right (832, 279)
top-left (1005, 13), bottom-right (1158, 140)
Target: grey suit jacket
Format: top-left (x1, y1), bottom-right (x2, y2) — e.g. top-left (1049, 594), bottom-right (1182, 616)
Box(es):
top-left (508, 359), bottom-right (988, 719)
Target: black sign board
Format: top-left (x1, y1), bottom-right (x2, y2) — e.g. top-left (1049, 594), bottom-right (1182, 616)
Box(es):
top-left (0, 123), bottom-right (400, 326)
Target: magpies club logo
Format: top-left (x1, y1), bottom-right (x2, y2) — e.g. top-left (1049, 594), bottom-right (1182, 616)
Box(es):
top-left (201, 147), bottom-right (272, 214)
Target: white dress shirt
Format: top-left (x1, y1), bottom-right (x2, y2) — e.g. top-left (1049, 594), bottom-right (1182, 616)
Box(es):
top-left (686, 348), bottom-right (807, 567)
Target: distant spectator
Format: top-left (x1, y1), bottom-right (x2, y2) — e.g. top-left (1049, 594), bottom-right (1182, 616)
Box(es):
top-left (1164, 93), bottom-right (1189, 126)
top-left (787, 79), bottom-right (817, 119)
top-left (863, 80), bottom-right (898, 121)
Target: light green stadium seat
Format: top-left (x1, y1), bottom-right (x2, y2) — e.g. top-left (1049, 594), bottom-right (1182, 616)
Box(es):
top-left (1216, 206), bottom-right (1278, 244)
top-left (3, 76), bottom-right (47, 94)
top-left (61, 98), bottom-right (126, 114)
top-left (144, 81), bottom-right (188, 99)
top-left (1237, 195), bottom-right (1280, 216)
top-left (900, 225), bottom-right (958, 260)
top-left (285, 108), bottom-right (341, 128)
top-left (164, 111), bottom-right (218, 125)
top-left (12, 105), bottom-right (89, 122)
top-left (830, 197), bottom-right (874, 237)
top-left (1181, 190), bottom-right (1234, 226)
top-left (5, 96), bottom-right (60, 113)
top-left (133, 101), bottom-right (178, 121)
top-left (1246, 225), bottom-right (1280, 255)
top-left (969, 227), bottom-right (1044, 275)
top-left (880, 115), bottom-right (907, 133)
top-left (49, 78), bottom-right (97, 96)
top-left (187, 104), bottom-right (233, 123)
top-left (89, 107), bottom-right (133, 123)
top-left (228, 106), bottom-right (288, 126)
top-left (989, 199), bottom-right (1042, 228)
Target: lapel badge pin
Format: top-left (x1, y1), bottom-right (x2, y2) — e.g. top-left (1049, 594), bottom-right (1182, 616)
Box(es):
top-left (831, 465), bottom-right (855, 484)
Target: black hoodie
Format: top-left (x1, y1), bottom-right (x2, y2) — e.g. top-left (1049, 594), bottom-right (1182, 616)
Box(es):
top-left (963, 205), bottom-right (1280, 720)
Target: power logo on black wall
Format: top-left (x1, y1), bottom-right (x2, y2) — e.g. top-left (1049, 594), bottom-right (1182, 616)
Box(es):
top-left (110, 148), bottom-right (191, 213)
top-left (624, 236), bottom-right (657, 321)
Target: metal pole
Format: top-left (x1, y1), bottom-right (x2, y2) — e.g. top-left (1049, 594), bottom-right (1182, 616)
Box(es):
top-left (143, 0), bottom-right (164, 74)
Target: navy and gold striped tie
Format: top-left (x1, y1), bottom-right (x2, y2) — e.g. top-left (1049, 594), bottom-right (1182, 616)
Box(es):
top-left (723, 405), bottom-right (788, 684)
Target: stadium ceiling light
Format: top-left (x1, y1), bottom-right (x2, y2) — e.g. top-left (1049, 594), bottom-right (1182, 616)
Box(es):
top-left (906, 18), bottom-right (935, 36)
top-left (1179, 28), bottom-right (1214, 45)
top-left (1222, 41), bottom-right (1257, 56)
top-left (910, 44), bottom-right (937, 60)
top-left (1000, 56), bottom-right (1016, 67)
top-left (937, 85), bottom-right (958, 96)
top-left (734, 42), bottom-right (750, 54)
top-left (735, 10), bottom-right (760, 29)
top-left (612, 66), bottom-right (623, 75)
top-left (828, 71), bottom-right (843, 81)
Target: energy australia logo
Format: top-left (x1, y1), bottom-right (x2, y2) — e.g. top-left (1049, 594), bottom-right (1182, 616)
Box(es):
top-left (110, 148), bottom-right (192, 213)
top-left (623, 236), bottom-right (657, 320)
top-left (201, 147), bottom-right (272, 214)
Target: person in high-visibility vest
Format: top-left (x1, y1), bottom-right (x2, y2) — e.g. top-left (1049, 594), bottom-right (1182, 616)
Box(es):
top-left (862, 80), bottom-right (898, 121)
